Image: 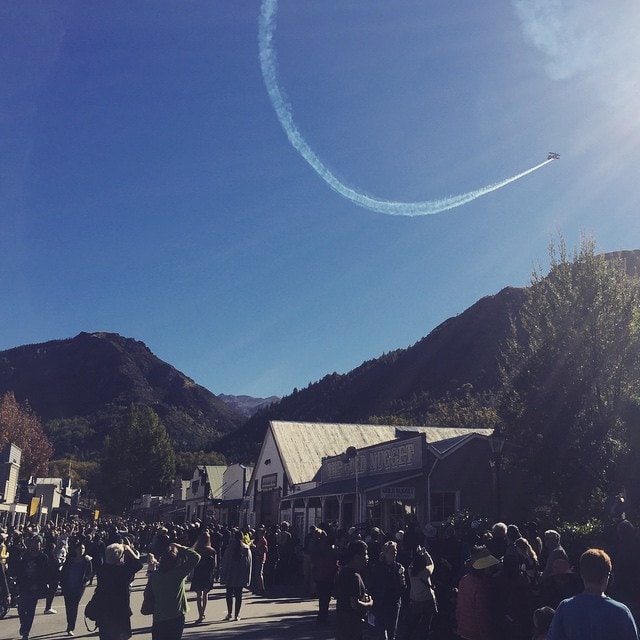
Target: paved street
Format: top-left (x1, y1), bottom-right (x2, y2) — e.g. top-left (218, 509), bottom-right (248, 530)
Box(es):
top-left (0, 570), bottom-right (335, 640)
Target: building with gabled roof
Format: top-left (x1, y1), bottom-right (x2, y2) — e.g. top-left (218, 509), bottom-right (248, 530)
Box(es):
top-left (246, 421), bottom-right (496, 537)
top-left (204, 466), bottom-right (226, 501)
top-left (0, 443), bottom-right (28, 527)
top-left (0, 443), bottom-right (21, 506)
top-left (269, 422), bottom-right (400, 487)
top-left (156, 464), bottom-right (253, 526)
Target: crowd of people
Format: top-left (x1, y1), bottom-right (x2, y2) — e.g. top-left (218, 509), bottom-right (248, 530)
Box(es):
top-left (0, 519), bottom-right (249, 640)
top-left (1, 514), bottom-right (640, 640)
top-left (303, 517), bottom-right (640, 640)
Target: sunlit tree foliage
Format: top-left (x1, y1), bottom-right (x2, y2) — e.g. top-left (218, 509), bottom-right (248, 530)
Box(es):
top-left (499, 237), bottom-right (640, 519)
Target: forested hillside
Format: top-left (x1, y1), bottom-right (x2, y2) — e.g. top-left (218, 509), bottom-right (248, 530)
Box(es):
top-left (0, 332), bottom-right (244, 457)
top-left (4, 246), bottom-right (640, 522)
top-left (218, 286), bottom-right (525, 461)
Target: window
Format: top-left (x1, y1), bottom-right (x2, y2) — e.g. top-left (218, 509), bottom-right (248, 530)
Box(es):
top-left (367, 498), bottom-right (382, 527)
top-left (389, 499), bottom-right (416, 529)
top-left (324, 500), bottom-right (339, 523)
top-left (310, 507), bottom-right (323, 526)
top-left (430, 491), bottom-right (458, 522)
top-left (294, 512), bottom-right (305, 542)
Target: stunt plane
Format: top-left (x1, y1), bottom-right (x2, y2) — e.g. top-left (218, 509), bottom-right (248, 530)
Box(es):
top-left (547, 152), bottom-right (560, 160)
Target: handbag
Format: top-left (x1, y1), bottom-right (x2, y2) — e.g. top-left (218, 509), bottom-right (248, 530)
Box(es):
top-left (84, 593), bottom-right (100, 632)
top-left (85, 594), bottom-right (99, 622)
top-left (140, 580), bottom-right (155, 615)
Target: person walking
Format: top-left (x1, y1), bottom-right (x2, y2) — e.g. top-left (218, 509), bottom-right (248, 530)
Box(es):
top-left (94, 542), bottom-right (143, 640)
top-left (250, 527), bottom-right (268, 595)
top-left (219, 528), bottom-right (252, 621)
top-left (190, 531), bottom-right (216, 623)
top-left (87, 531), bottom-right (106, 585)
top-left (369, 540), bottom-right (406, 640)
top-left (60, 540), bottom-right (92, 636)
top-left (311, 528), bottom-right (338, 625)
top-left (149, 543), bottom-right (200, 640)
top-left (43, 539), bottom-right (63, 615)
top-left (15, 535), bottom-right (50, 640)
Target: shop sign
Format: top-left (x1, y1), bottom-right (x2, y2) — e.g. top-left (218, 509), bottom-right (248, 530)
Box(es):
top-left (261, 473), bottom-right (277, 490)
top-left (322, 435), bottom-right (423, 482)
top-left (381, 486), bottom-right (416, 500)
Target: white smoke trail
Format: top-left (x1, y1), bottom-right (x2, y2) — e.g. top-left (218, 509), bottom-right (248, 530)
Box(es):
top-left (259, 0), bottom-right (553, 217)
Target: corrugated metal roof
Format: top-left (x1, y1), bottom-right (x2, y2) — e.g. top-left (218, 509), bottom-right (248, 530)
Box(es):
top-left (397, 426), bottom-right (494, 456)
top-left (203, 466), bottom-right (226, 499)
top-left (271, 421), bottom-right (493, 486)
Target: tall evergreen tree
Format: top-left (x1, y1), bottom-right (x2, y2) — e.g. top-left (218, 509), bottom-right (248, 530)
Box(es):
top-left (99, 405), bottom-right (176, 513)
top-left (499, 237), bottom-right (640, 520)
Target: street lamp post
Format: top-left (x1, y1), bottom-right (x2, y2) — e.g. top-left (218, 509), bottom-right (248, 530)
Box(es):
top-left (341, 446), bottom-right (359, 527)
top-left (26, 478), bottom-right (40, 527)
top-left (488, 429), bottom-right (507, 521)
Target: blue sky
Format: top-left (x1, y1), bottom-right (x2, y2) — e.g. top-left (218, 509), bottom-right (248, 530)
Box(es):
top-left (2, 1), bottom-right (640, 398)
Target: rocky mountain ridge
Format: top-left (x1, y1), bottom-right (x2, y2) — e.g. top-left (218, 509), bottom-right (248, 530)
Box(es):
top-left (0, 331), bottom-right (244, 457)
top-left (3, 249), bottom-right (638, 463)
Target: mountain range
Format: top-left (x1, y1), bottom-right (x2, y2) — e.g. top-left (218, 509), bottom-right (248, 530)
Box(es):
top-left (217, 285), bottom-right (524, 461)
top-left (218, 394), bottom-right (281, 418)
top-left (217, 249), bottom-right (640, 461)
top-left (0, 332), bottom-right (244, 458)
top-left (3, 249), bottom-right (638, 464)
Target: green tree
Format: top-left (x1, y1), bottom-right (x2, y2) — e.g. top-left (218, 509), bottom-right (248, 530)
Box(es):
top-left (499, 237), bottom-right (640, 519)
top-left (423, 384), bottom-right (500, 430)
top-left (48, 459), bottom-right (100, 495)
top-left (367, 415), bottom-right (413, 426)
top-left (46, 417), bottom-right (97, 459)
top-left (98, 405), bottom-right (176, 513)
top-left (175, 450), bottom-right (227, 478)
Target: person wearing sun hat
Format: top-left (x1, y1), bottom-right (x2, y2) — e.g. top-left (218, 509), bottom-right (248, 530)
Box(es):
top-left (456, 546), bottom-right (501, 640)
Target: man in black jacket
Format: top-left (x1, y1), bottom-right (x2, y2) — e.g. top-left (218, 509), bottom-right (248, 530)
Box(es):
top-left (16, 535), bottom-right (50, 640)
top-left (334, 540), bottom-right (373, 640)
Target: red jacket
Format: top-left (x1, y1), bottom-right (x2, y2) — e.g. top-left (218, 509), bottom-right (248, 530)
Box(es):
top-left (456, 571), bottom-right (495, 640)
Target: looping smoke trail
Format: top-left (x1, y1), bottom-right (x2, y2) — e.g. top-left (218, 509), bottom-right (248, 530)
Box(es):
top-left (259, 0), bottom-right (553, 217)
